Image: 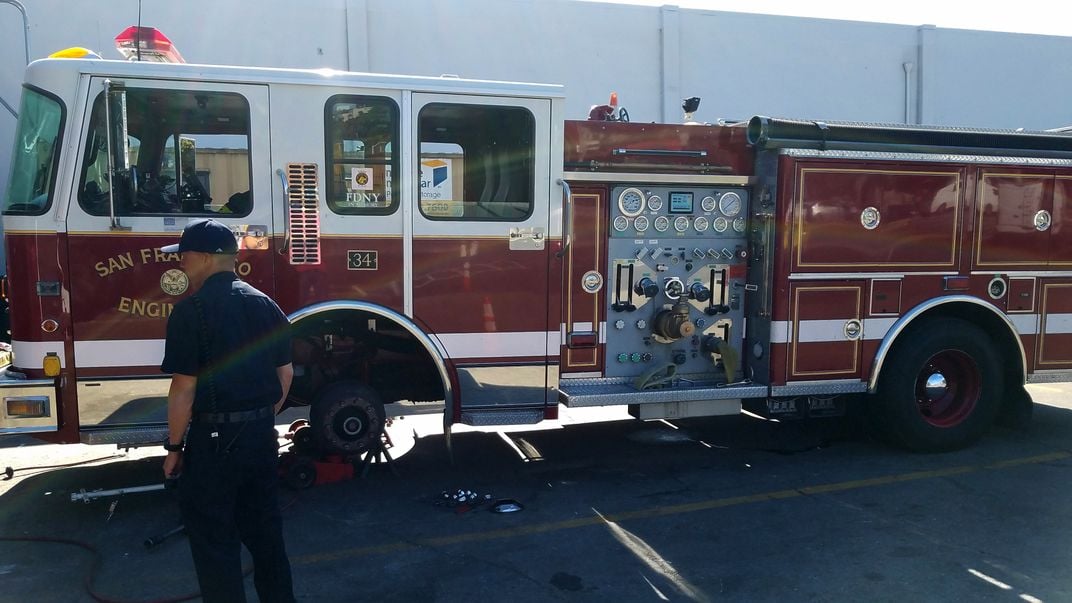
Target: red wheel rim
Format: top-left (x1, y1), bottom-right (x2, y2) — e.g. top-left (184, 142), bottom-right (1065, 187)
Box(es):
top-left (914, 349), bottom-right (980, 427)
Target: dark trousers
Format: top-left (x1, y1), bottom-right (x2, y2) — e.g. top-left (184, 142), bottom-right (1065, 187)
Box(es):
top-left (180, 416), bottom-right (295, 603)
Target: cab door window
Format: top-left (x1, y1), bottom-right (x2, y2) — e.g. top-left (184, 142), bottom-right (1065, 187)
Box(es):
top-left (324, 95), bottom-right (399, 215)
top-left (417, 103), bottom-right (534, 221)
top-left (78, 89), bottom-right (252, 216)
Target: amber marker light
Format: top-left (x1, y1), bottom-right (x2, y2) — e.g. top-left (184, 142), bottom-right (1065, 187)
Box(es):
top-left (43, 352), bottom-right (61, 377)
top-left (5, 397), bottom-right (48, 418)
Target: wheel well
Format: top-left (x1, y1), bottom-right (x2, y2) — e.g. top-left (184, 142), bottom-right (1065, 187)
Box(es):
top-left (871, 300), bottom-right (1026, 399)
top-left (287, 308), bottom-right (446, 408)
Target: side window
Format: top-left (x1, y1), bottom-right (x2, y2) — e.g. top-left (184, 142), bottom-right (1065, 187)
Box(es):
top-left (417, 104), bottom-right (534, 221)
top-left (3, 87), bottom-right (65, 215)
top-left (78, 88), bottom-right (252, 217)
top-left (325, 95), bottom-right (399, 215)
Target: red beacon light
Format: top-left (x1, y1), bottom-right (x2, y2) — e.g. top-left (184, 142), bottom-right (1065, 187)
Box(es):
top-left (114, 26), bottom-right (185, 63)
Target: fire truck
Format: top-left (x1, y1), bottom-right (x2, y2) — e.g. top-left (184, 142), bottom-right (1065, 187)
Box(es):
top-left (2, 31), bottom-right (1066, 456)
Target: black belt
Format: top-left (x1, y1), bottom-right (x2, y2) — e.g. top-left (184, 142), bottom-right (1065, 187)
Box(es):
top-left (194, 405), bottom-right (274, 424)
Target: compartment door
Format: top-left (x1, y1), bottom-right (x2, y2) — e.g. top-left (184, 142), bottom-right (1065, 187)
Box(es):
top-left (788, 283), bottom-right (864, 380)
top-left (1038, 281), bottom-right (1072, 369)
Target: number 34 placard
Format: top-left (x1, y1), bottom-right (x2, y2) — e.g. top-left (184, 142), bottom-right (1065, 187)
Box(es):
top-left (347, 250), bottom-right (379, 271)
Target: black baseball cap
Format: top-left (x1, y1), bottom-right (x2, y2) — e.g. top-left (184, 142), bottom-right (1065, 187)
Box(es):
top-left (160, 219), bottom-right (238, 254)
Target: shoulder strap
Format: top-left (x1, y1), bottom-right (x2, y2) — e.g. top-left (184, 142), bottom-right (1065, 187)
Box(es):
top-left (191, 295), bottom-right (218, 414)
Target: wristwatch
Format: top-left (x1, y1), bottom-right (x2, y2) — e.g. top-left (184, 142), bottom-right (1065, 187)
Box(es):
top-left (164, 442), bottom-right (184, 453)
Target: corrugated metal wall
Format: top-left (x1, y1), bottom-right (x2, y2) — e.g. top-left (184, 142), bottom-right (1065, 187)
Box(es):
top-left (2, 0), bottom-right (1071, 201)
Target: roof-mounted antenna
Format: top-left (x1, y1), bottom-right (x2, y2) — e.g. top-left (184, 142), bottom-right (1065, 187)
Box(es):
top-left (135, 0), bottom-right (142, 61)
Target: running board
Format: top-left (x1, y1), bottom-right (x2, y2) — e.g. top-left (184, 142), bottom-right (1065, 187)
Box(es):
top-left (558, 377), bottom-right (767, 408)
top-left (80, 425), bottom-right (168, 447)
top-left (458, 408), bottom-right (544, 426)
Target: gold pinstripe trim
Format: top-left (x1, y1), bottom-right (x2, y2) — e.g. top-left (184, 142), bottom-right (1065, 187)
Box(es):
top-left (1037, 282), bottom-right (1072, 367)
top-left (974, 172), bottom-right (1052, 268)
top-left (565, 193), bottom-right (602, 369)
top-left (796, 167), bottom-right (961, 269)
top-left (1051, 175), bottom-right (1072, 267)
top-left (790, 285), bottom-right (861, 377)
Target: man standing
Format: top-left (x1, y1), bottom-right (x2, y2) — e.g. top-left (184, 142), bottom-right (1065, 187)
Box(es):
top-left (160, 219), bottom-right (296, 602)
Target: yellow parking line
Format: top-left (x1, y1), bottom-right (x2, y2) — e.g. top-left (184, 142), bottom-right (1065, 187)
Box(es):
top-left (293, 450), bottom-right (1071, 566)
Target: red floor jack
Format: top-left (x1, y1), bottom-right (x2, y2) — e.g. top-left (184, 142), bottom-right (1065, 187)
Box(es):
top-left (278, 419), bottom-right (395, 489)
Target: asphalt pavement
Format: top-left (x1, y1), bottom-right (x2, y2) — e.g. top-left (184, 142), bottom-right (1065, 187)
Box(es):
top-left (2, 385), bottom-right (1071, 602)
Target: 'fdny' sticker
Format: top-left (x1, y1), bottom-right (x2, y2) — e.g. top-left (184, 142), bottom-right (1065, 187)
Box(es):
top-left (350, 167), bottom-right (374, 191)
top-left (347, 250), bottom-right (378, 271)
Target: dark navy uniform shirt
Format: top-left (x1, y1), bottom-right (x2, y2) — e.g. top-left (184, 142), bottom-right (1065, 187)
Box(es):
top-left (161, 272), bottom-right (291, 413)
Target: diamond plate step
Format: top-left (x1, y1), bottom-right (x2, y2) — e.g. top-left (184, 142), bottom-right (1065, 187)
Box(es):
top-left (80, 425), bottom-right (168, 446)
top-left (459, 408), bottom-right (544, 426)
top-left (558, 377), bottom-right (767, 408)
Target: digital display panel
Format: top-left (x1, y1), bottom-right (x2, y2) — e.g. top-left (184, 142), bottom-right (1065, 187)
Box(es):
top-left (669, 192), bottom-right (694, 214)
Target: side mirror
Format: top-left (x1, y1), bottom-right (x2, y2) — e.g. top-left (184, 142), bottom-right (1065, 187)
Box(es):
top-left (104, 80), bottom-right (132, 230)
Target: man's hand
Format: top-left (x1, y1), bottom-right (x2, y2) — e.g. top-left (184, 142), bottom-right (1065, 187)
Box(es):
top-left (165, 374), bottom-right (196, 480)
top-left (163, 451), bottom-right (183, 479)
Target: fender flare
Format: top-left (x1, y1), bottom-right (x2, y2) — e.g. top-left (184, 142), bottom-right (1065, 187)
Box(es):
top-left (867, 295), bottom-right (1027, 393)
top-left (287, 301), bottom-right (455, 424)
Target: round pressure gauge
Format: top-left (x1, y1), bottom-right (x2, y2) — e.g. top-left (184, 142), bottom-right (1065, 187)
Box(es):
top-left (693, 216), bottom-right (710, 232)
top-left (612, 216), bottom-right (629, 232)
top-left (701, 195), bottom-right (717, 212)
top-left (647, 194), bottom-right (664, 212)
top-left (674, 216), bottom-right (690, 233)
top-left (633, 215), bottom-right (650, 232)
top-left (713, 217), bottom-right (729, 233)
top-left (733, 217), bottom-right (747, 233)
top-left (719, 192), bottom-right (743, 217)
top-left (654, 216), bottom-right (670, 232)
top-left (618, 187), bottom-right (646, 217)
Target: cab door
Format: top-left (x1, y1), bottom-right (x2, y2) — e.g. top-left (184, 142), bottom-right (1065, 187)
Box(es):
top-left (65, 78), bottom-right (273, 428)
top-left (409, 93), bottom-right (553, 419)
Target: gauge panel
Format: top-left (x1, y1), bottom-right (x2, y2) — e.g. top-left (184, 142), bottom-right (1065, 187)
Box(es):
top-left (618, 187), bottom-right (646, 218)
top-left (609, 186), bottom-right (749, 239)
top-left (605, 185), bottom-right (751, 383)
top-left (718, 192), bottom-right (743, 217)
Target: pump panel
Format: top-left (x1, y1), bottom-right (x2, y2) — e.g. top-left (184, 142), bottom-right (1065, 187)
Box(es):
top-left (605, 185), bottom-right (750, 383)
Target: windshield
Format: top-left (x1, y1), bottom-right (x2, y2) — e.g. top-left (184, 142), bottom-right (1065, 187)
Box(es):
top-left (3, 87), bottom-right (65, 215)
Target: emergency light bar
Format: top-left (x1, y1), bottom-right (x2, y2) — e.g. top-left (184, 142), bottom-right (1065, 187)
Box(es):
top-left (114, 26), bottom-right (185, 63)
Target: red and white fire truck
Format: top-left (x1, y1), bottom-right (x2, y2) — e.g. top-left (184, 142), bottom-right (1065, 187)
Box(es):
top-left (2, 32), bottom-right (1066, 455)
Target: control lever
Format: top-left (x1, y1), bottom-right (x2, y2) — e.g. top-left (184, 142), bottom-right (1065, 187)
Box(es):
top-left (704, 267), bottom-right (728, 315)
top-left (612, 263), bottom-right (636, 312)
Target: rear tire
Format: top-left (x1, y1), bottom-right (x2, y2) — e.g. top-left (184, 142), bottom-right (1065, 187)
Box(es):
top-left (873, 318), bottom-right (1002, 452)
top-left (995, 385), bottom-right (1034, 430)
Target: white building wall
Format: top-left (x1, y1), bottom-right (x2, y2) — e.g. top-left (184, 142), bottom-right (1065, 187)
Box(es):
top-left (3, 0), bottom-right (1072, 204)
